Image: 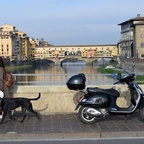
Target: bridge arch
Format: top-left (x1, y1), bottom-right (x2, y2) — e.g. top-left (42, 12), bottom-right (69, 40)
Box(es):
top-left (35, 56), bottom-right (113, 66)
top-left (31, 59), bottom-right (55, 66)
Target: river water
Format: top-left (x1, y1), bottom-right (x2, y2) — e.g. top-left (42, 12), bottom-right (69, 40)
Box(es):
top-left (12, 63), bottom-right (99, 75)
top-left (12, 64), bottom-right (115, 85)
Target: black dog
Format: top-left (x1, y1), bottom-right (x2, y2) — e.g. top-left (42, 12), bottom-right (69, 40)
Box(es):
top-left (0, 93), bottom-right (41, 123)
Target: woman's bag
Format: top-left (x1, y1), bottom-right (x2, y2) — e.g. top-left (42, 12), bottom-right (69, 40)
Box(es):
top-left (4, 73), bottom-right (13, 87)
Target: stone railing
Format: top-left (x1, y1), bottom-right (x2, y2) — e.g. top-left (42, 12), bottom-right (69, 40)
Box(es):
top-left (8, 84), bottom-right (144, 115)
top-left (120, 57), bottom-right (144, 72)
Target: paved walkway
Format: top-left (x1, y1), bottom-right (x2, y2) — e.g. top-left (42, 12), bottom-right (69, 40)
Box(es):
top-left (0, 112), bottom-right (144, 140)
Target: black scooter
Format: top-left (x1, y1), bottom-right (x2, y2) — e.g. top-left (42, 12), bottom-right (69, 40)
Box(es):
top-left (66, 64), bottom-right (144, 124)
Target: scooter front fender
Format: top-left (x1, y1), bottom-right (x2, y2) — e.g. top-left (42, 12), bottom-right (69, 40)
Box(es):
top-left (139, 97), bottom-right (144, 109)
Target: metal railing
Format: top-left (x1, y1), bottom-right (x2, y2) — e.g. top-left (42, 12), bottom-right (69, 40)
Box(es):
top-left (11, 73), bottom-right (144, 86)
top-left (11, 73), bottom-right (117, 86)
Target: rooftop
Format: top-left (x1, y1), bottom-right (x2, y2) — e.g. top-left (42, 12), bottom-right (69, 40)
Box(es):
top-left (118, 15), bottom-right (144, 25)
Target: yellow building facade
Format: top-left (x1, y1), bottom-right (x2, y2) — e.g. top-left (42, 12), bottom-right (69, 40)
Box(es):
top-left (0, 24), bottom-right (30, 61)
top-left (33, 45), bottom-right (118, 59)
top-left (0, 24), bottom-right (118, 62)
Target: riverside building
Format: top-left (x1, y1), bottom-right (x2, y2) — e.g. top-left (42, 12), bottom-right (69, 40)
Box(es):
top-left (118, 14), bottom-right (144, 59)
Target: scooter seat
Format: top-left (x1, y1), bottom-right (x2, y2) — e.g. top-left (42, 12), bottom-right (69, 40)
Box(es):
top-left (87, 87), bottom-right (120, 97)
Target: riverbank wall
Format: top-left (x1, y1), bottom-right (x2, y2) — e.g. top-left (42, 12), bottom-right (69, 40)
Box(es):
top-left (8, 85), bottom-right (144, 115)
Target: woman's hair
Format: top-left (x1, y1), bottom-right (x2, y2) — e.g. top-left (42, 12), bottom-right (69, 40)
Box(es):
top-left (0, 57), bottom-right (5, 68)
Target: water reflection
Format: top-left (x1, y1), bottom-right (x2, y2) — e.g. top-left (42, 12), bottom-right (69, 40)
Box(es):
top-left (13, 64), bottom-right (98, 75)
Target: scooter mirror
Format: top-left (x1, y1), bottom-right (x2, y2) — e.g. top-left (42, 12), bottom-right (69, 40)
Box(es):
top-left (132, 63), bottom-right (135, 72)
top-left (117, 73), bottom-right (121, 80)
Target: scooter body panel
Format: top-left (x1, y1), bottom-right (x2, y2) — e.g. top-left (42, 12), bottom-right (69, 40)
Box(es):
top-left (75, 92), bottom-right (111, 110)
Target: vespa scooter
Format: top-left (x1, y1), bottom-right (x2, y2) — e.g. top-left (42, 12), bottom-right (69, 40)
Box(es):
top-left (66, 64), bottom-right (144, 124)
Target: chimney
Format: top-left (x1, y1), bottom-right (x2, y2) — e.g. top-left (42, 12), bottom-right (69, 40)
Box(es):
top-left (137, 14), bottom-right (141, 17)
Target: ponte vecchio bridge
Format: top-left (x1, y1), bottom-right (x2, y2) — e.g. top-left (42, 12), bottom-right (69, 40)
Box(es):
top-left (34, 44), bottom-right (118, 64)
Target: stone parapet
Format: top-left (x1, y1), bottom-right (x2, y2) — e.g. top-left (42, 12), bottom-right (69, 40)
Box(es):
top-left (119, 57), bottom-right (144, 72)
top-left (8, 85), bottom-right (144, 115)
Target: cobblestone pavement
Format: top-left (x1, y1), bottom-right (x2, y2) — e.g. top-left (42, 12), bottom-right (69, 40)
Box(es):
top-left (0, 112), bottom-right (144, 139)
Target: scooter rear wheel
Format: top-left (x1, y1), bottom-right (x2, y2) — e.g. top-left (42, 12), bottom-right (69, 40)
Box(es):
top-left (78, 106), bottom-right (97, 124)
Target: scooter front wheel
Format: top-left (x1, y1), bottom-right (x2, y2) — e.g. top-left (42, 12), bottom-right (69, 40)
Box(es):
top-left (139, 107), bottom-right (144, 122)
top-left (78, 106), bottom-right (97, 124)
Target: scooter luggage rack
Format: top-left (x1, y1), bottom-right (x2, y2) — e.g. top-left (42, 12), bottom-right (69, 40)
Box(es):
top-left (77, 89), bottom-right (87, 93)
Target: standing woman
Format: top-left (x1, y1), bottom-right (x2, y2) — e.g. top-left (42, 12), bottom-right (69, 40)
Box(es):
top-left (0, 57), bottom-right (10, 98)
top-left (0, 57), bottom-right (14, 119)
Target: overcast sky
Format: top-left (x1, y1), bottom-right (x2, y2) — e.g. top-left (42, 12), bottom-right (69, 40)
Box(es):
top-left (0, 0), bottom-right (144, 45)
